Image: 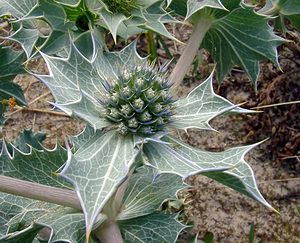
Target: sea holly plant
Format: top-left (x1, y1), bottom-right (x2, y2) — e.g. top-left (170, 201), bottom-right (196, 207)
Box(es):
top-left (0, 0), bottom-right (292, 242)
top-left (0, 41), bottom-right (278, 242)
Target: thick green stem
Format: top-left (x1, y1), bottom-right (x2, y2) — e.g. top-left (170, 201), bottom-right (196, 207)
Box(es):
top-left (95, 220), bottom-right (123, 243)
top-left (169, 17), bottom-right (212, 91)
top-left (146, 31), bottom-right (157, 63)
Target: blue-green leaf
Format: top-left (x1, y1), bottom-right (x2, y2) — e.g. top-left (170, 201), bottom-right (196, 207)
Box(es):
top-left (118, 166), bottom-right (186, 220)
top-left (119, 212), bottom-right (187, 243)
top-left (13, 129), bottom-right (46, 153)
top-left (60, 130), bottom-right (139, 236)
top-left (0, 192), bottom-right (89, 242)
top-left (144, 136), bottom-right (275, 211)
top-left (259, 0), bottom-right (300, 31)
top-left (170, 71), bottom-right (252, 131)
top-left (1, 22), bottom-right (39, 58)
top-left (186, 0), bottom-right (226, 19)
top-left (201, 5), bottom-right (284, 86)
top-left (0, 139), bottom-right (69, 188)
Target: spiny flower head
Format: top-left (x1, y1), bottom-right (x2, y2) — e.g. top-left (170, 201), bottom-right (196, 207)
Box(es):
top-left (103, 65), bottom-right (175, 136)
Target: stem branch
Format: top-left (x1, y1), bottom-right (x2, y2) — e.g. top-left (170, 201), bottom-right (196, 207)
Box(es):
top-left (169, 17), bottom-right (212, 91)
top-left (0, 175), bottom-right (81, 209)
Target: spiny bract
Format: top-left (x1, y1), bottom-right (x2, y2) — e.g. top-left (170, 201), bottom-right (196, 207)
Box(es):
top-left (103, 65), bottom-right (175, 136)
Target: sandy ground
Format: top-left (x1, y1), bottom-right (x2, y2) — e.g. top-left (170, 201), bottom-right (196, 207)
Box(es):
top-left (2, 23), bottom-right (300, 242)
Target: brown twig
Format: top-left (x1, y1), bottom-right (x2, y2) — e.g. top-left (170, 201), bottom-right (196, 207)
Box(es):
top-left (9, 105), bottom-right (69, 117)
top-left (8, 91), bottom-right (52, 116)
top-left (251, 100), bottom-right (300, 109)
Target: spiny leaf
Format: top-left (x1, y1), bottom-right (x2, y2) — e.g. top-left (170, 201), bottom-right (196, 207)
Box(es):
top-left (37, 42), bottom-right (106, 105)
top-left (117, 166), bottom-right (186, 220)
top-left (60, 130), bottom-right (139, 236)
top-left (0, 192), bottom-right (91, 242)
top-left (99, 9), bottom-right (127, 42)
top-left (27, 0), bottom-right (72, 56)
top-left (37, 41), bottom-right (145, 130)
top-left (260, 0), bottom-right (300, 15)
top-left (186, 0), bottom-right (226, 19)
top-left (0, 139), bottom-right (69, 188)
top-left (56, 0), bottom-right (81, 6)
top-left (54, 95), bottom-right (110, 130)
top-left (259, 0), bottom-right (300, 31)
top-left (0, 0), bottom-right (38, 18)
top-left (0, 224), bottom-right (43, 242)
top-left (0, 0), bottom-right (102, 59)
top-left (13, 129), bottom-right (46, 153)
top-left (201, 4), bottom-right (284, 87)
top-left (1, 22), bottom-right (39, 58)
top-left (137, 3), bottom-right (179, 41)
top-left (0, 0), bottom-right (70, 57)
top-left (86, 0), bottom-right (177, 41)
top-left (144, 136), bottom-right (275, 211)
top-left (70, 125), bottom-right (97, 152)
top-left (119, 212), bottom-right (187, 243)
top-left (170, 71), bottom-right (252, 131)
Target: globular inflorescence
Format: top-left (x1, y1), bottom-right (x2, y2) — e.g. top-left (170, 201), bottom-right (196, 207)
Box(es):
top-left (103, 66), bottom-right (175, 136)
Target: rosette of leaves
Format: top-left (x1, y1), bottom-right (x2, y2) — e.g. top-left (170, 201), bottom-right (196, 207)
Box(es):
top-left (23, 39), bottom-right (276, 240)
top-left (0, 0), bottom-right (176, 61)
top-left (258, 0), bottom-right (300, 32)
top-left (168, 0), bottom-right (285, 88)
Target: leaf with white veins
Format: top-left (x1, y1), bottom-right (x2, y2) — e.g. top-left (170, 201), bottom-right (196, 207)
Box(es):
top-left (100, 9), bottom-right (127, 42)
top-left (70, 125), bottom-right (98, 152)
top-left (119, 212), bottom-right (187, 243)
top-left (0, 46), bottom-right (25, 83)
top-left (144, 136), bottom-right (275, 210)
top-left (86, 0), bottom-right (177, 41)
top-left (0, 192), bottom-right (91, 242)
top-left (201, 3), bottom-right (284, 87)
top-left (13, 129), bottom-right (46, 153)
top-left (259, 0), bottom-right (300, 31)
top-left (1, 22), bottom-right (39, 58)
top-left (37, 43), bottom-right (109, 128)
top-left (118, 166), bottom-right (186, 220)
top-left (170, 71), bottom-right (252, 131)
top-left (260, 0), bottom-right (300, 16)
top-left (0, 0), bottom-right (38, 18)
top-left (60, 130), bottom-right (139, 236)
top-left (186, 0), bottom-right (226, 19)
top-left (0, 139), bottom-right (69, 189)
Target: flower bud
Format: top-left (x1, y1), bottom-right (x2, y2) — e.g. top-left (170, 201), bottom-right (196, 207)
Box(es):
top-left (146, 88), bottom-right (156, 99)
top-left (133, 98), bottom-right (144, 110)
top-left (140, 111), bottom-right (152, 122)
top-left (120, 104), bottom-right (133, 116)
top-left (128, 117), bottom-right (138, 128)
